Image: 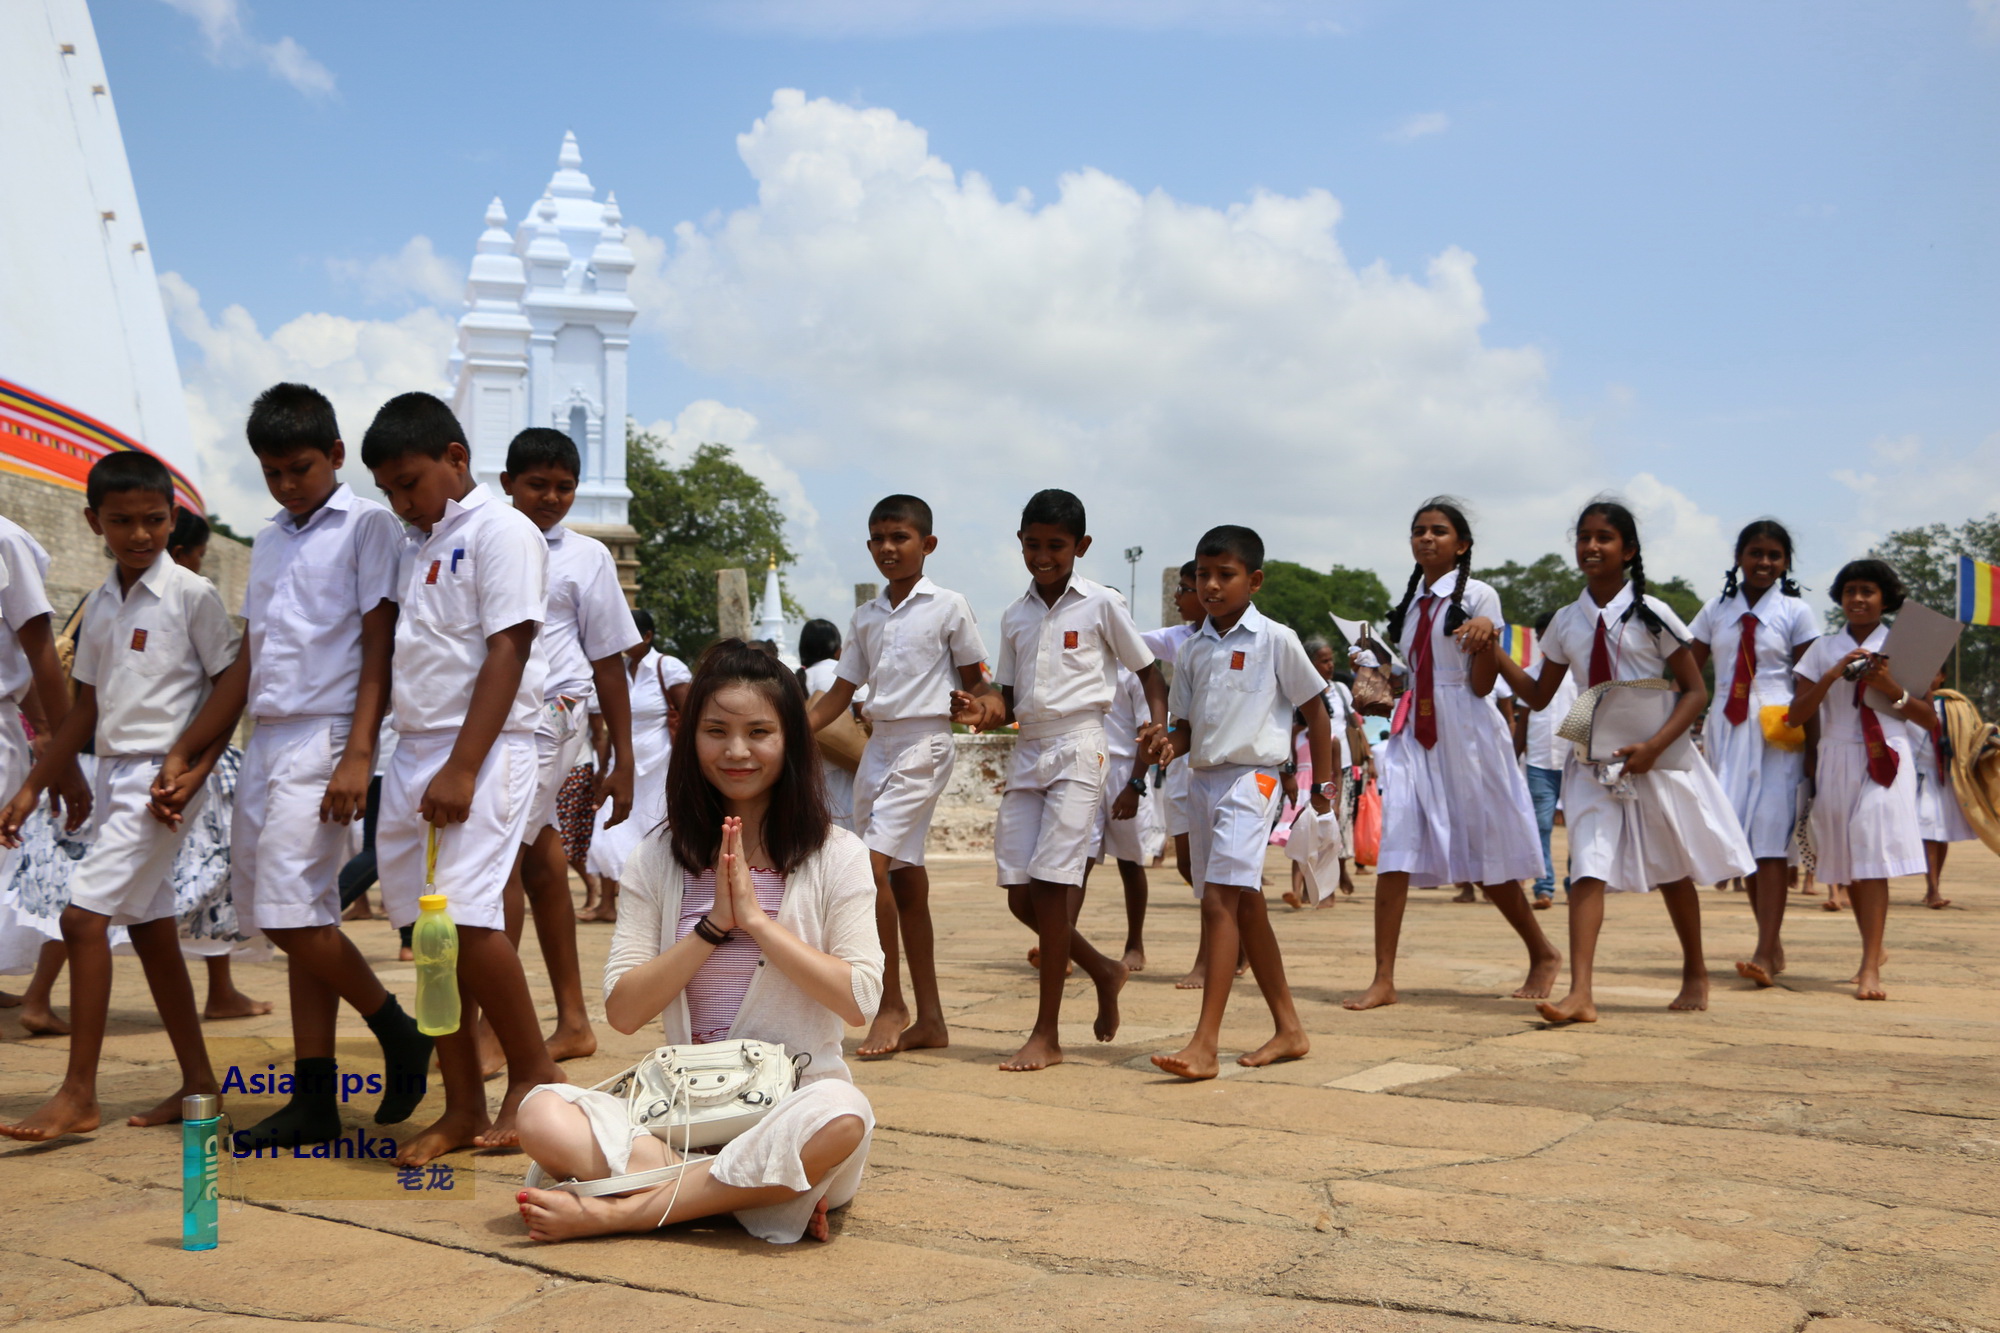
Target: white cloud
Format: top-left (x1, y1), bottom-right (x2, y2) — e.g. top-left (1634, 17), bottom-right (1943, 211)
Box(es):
top-left (1833, 431), bottom-right (2000, 551)
top-left (327, 236), bottom-right (463, 309)
top-left (158, 0), bottom-right (335, 98)
top-left (159, 272), bottom-right (452, 528)
top-left (1386, 111), bottom-right (1451, 144)
top-left (698, 0), bottom-right (1348, 36)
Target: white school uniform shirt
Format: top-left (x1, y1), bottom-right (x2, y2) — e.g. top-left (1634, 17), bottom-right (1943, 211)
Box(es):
top-left (1104, 665), bottom-right (1148, 770)
top-left (390, 484), bottom-right (549, 736)
top-left (1540, 582), bottom-right (1692, 690)
top-left (242, 485), bottom-right (402, 723)
top-left (1525, 661), bottom-right (1581, 770)
top-left (835, 575), bottom-right (986, 724)
top-left (71, 557), bottom-right (238, 756)
top-left (1141, 622), bottom-right (1195, 671)
top-left (1168, 602), bottom-right (1326, 770)
top-left (1689, 588), bottom-right (1818, 716)
top-left (995, 575), bottom-right (1155, 729)
top-left (540, 524), bottom-right (641, 703)
top-left (0, 516), bottom-right (54, 704)
top-left (1795, 624), bottom-right (1914, 749)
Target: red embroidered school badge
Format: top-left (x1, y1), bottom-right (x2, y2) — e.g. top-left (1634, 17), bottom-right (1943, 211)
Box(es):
top-left (1230, 651), bottom-right (1245, 670)
top-left (1063, 630), bottom-right (1079, 649)
top-left (425, 560), bottom-right (441, 585)
top-left (130, 628), bottom-right (147, 652)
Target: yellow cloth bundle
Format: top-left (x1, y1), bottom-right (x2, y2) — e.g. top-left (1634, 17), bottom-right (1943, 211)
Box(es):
top-left (1760, 704), bottom-right (1805, 752)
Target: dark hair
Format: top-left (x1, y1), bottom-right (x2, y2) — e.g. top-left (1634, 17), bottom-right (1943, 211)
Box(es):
top-left (1830, 559), bottom-right (1907, 614)
top-left (797, 618), bottom-right (840, 669)
top-left (666, 640), bottom-right (830, 875)
top-left (1178, 559), bottom-right (1196, 580)
top-left (1196, 524), bottom-right (1263, 572)
top-left (86, 451), bottom-right (175, 509)
top-left (246, 382), bottom-right (340, 458)
top-left (1020, 488), bottom-right (1086, 540)
top-left (1533, 609), bottom-right (1555, 635)
top-left (869, 494), bottom-right (933, 537)
top-left (169, 510), bottom-right (211, 553)
top-left (1722, 518), bottom-right (1802, 600)
top-left (1386, 498), bottom-right (1475, 645)
top-left (360, 392), bottom-right (465, 469)
top-left (750, 639), bottom-right (782, 659)
top-left (631, 607), bottom-right (656, 640)
top-left (505, 427), bottom-right (580, 478)
top-left (1576, 498), bottom-right (1677, 639)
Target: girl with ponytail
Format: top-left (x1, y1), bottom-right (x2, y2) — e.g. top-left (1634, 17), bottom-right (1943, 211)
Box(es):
top-left (1687, 520), bottom-right (1817, 988)
top-left (1344, 500), bottom-right (1563, 1012)
top-left (1488, 499), bottom-right (1754, 1024)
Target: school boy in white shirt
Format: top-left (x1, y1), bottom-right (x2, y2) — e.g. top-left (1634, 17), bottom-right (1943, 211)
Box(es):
top-left (160, 384), bottom-right (434, 1150)
top-left (1091, 664), bottom-right (1155, 971)
top-left (1142, 561), bottom-right (1202, 895)
top-left (498, 427), bottom-right (640, 1064)
top-left (953, 490), bottom-right (1167, 1072)
top-left (0, 453), bottom-right (237, 1141)
top-left (361, 392), bottom-right (563, 1164)
top-left (806, 495), bottom-right (993, 1058)
top-left (1151, 526), bottom-right (1334, 1082)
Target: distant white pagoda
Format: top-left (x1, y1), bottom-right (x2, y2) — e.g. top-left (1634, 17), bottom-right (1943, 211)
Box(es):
top-left (449, 133), bottom-right (639, 594)
top-left (756, 555), bottom-right (792, 663)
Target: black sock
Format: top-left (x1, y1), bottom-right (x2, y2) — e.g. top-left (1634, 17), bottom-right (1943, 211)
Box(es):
top-left (365, 994), bottom-right (433, 1126)
top-left (234, 1057), bottom-right (341, 1152)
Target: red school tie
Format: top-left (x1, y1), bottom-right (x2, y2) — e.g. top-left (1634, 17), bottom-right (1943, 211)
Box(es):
top-left (1412, 595), bottom-right (1440, 750)
top-left (1587, 616), bottom-right (1613, 688)
top-left (1856, 681), bottom-right (1900, 788)
top-left (1724, 612), bottom-right (1756, 726)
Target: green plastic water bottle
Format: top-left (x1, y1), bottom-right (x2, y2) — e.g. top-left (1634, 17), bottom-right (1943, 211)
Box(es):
top-left (181, 1092), bottom-right (219, 1251)
top-left (413, 893), bottom-right (460, 1036)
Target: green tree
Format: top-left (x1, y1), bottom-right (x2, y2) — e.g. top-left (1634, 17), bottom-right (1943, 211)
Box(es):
top-left (1857, 514), bottom-right (2000, 717)
top-left (626, 424), bottom-right (800, 657)
top-left (1256, 561), bottom-right (1391, 642)
top-left (1475, 553), bottom-right (1703, 628)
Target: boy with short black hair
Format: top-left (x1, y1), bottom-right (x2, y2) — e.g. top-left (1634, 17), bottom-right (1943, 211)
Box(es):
top-left (808, 494), bottom-right (992, 1057)
top-left (498, 426), bottom-right (639, 1064)
top-left (0, 452), bottom-right (237, 1140)
top-left (955, 489), bottom-right (1167, 1071)
top-left (162, 382), bottom-right (433, 1150)
top-left (362, 391), bottom-right (563, 1162)
top-left (1152, 525), bottom-right (1333, 1081)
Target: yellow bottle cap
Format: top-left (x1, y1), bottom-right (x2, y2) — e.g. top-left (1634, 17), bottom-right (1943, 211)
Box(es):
top-left (418, 894), bottom-right (448, 913)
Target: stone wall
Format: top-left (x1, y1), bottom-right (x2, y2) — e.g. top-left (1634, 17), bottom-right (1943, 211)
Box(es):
top-left (928, 732), bottom-right (1012, 853)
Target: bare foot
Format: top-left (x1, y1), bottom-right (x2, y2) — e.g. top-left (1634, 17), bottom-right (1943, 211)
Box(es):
top-left (1821, 897), bottom-right (1843, 913)
top-left (1343, 979), bottom-right (1398, 1011)
top-left (341, 897), bottom-right (373, 922)
top-left (806, 1195), bottom-right (833, 1242)
top-left (129, 1079), bottom-right (218, 1127)
top-left (1513, 950), bottom-right (1563, 1000)
top-left (1773, 943), bottom-right (1786, 975)
top-left (1536, 992), bottom-right (1598, 1024)
top-left (855, 1005), bottom-right (910, 1058)
top-left (573, 903), bottom-right (600, 923)
top-left (596, 903), bottom-right (617, 925)
top-left (476, 1020), bottom-right (506, 1080)
top-left (999, 1032), bottom-right (1064, 1072)
top-left (1174, 966), bottom-right (1205, 990)
top-left (0, 989), bottom-right (20, 1007)
top-left (1924, 895), bottom-right (1952, 909)
top-left (1532, 896), bottom-right (1552, 910)
top-left (1452, 886), bottom-right (1477, 903)
top-left (1093, 960), bottom-right (1127, 1042)
top-left (1853, 966), bottom-right (1886, 1001)
top-left (1120, 947), bottom-right (1146, 973)
top-left (1025, 947), bottom-right (1073, 977)
top-left (544, 1024), bottom-right (597, 1063)
top-left (1735, 959), bottom-right (1775, 988)
top-left (518, 1185), bottom-right (620, 1241)
top-left (1668, 975), bottom-right (1709, 1012)
top-left (20, 1004), bottom-right (70, 1036)
top-left (1238, 1030), bottom-right (1309, 1067)
top-left (895, 1016), bottom-right (950, 1053)
top-left (0, 1087), bottom-right (101, 1141)
top-left (398, 946), bottom-right (414, 962)
top-left (1150, 1045), bottom-right (1220, 1080)
top-left (1313, 893), bottom-right (1337, 910)
top-left (1280, 891), bottom-right (1304, 911)
top-left (395, 1108), bottom-right (489, 1167)
top-left (203, 990), bottom-right (273, 1020)
top-left (475, 1076), bottom-right (556, 1150)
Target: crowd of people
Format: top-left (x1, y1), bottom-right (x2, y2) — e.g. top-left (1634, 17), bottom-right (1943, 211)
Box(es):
top-left (0, 380), bottom-right (1985, 1247)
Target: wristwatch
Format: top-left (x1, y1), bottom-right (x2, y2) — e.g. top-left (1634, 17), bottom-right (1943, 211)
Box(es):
top-left (1127, 776), bottom-right (1148, 795)
top-left (1278, 760), bottom-right (1298, 777)
top-left (1309, 780), bottom-right (1336, 800)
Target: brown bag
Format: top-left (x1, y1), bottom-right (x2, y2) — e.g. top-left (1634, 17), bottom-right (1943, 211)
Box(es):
top-left (1936, 689), bottom-right (2000, 858)
top-left (807, 690), bottom-right (870, 773)
top-left (1349, 631), bottom-right (1397, 718)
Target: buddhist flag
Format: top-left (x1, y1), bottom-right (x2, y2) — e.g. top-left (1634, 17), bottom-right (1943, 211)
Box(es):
top-left (1960, 556), bottom-right (2000, 627)
top-left (1499, 624), bottom-right (1538, 667)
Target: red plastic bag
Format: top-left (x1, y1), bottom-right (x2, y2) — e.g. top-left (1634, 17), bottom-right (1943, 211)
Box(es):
top-left (1352, 777), bottom-right (1382, 868)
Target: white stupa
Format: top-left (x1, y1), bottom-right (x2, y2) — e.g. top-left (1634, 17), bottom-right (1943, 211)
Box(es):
top-left (756, 555), bottom-right (792, 663)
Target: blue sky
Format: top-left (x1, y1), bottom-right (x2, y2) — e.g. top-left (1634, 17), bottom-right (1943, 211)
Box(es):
top-left (99, 0), bottom-right (2000, 630)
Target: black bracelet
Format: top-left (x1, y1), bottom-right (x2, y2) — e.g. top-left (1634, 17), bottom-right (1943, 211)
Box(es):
top-left (691, 915), bottom-right (730, 947)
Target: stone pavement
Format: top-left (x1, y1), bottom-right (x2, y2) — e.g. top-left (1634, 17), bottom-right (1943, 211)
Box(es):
top-left (3, 833), bottom-right (1996, 1332)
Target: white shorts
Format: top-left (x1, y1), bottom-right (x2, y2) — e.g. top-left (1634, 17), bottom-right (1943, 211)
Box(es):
top-left (68, 755), bottom-right (203, 927)
top-left (377, 730), bottom-right (535, 930)
top-left (1187, 763), bottom-right (1282, 893)
top-left (995, 725), bottom-right (1108, 886)
top-left (1090, 767), bottom-right (1147, 865)
top-left (1162, 759), bottom-right (1191, 838)
top-left (231, 716), bottom-right (352, 931)
top-left (526, 698), bottom-right (590, 842)
top-left (851, 720), bottom-right (955, 870)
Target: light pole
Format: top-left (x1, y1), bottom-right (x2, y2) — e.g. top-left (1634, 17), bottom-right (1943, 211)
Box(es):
top-left (1124, 545), bottom-right (1143, 606)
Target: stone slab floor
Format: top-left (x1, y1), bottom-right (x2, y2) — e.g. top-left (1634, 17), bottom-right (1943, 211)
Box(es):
top-left (3, 830), bottom-right (1995, 1332)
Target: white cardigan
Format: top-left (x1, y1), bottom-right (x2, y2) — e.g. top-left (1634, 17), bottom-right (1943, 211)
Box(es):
top-left (603, 825), bottom-right (884, 1085)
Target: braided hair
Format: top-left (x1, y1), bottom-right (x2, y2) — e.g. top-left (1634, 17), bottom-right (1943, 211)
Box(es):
top-left (1720, 518), bottom-right (1803, 601)
top-left (1386, 498), bottom-right (1476, 648)
top-left (1576, 499), bottom-right (1680, 642)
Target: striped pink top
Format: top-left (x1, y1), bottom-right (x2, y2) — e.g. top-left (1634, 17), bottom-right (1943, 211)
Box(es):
top-left (675, 867), bottom-right (787, 1042)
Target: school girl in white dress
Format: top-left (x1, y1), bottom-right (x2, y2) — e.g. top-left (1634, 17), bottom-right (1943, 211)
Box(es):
top-left (1787, 560), bottom-right (1931, 1001)
top-left (1492, 500), bottom-right (1754, 1023)
top-left (1345, 499), bottom-right (1562, 1012)
top-left (1687, 520), bottom-right (1818, 988)
top-left (587, 610), bottom-right (691, 922)
top-left (1912, 673), bottom-right (1975, 910)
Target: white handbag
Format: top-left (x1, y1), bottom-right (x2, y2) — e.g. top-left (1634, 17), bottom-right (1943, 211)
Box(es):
top-left (1556, 679), bottom-right (1694, 771)
top-left (524, 1038), bottom-right (807, 1197)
